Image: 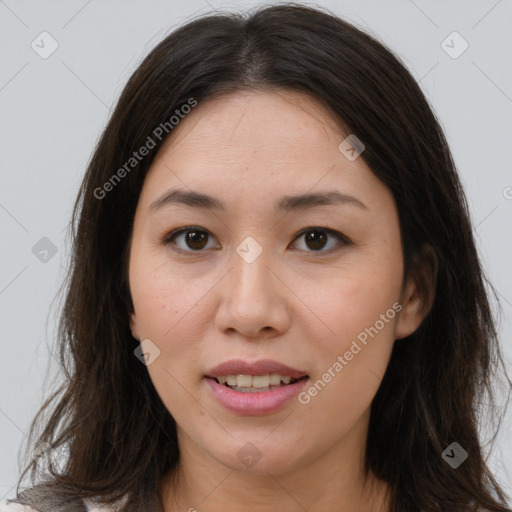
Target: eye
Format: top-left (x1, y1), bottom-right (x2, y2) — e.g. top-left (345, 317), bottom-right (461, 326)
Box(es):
top-left (162, 226), bottom-right (349, 253)
top-left (163, 226), bottom-right (219, 252)
top-left (291, 227), bottom-right (348, 253)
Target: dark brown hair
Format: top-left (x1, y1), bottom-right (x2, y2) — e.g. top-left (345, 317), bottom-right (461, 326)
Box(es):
top-left (9, 3), bottom-right (511, 512)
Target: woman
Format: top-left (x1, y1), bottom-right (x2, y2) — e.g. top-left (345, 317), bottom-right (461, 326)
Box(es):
top-left (2, 3), bottom-right (510, 511)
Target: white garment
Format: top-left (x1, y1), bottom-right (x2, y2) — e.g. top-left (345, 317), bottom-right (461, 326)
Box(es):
top-left (0, 497), bottom-right (124, 512)
top-left (0, 502), bottom-right (37, 512)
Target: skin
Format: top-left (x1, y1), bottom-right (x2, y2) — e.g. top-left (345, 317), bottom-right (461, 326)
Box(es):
top-left (128, 90), bottom-right (433, 512)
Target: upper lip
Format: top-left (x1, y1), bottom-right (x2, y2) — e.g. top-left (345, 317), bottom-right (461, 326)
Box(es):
top-left (205, 359), bottom-right (309, 380)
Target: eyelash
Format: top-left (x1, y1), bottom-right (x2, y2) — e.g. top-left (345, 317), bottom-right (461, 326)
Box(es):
top-left (161, 226), bottom-right (350, 255)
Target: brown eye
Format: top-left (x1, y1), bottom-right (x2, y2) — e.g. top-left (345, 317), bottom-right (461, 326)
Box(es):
top-left (163, 226), bottom-right (348, 255)
top-left (164, 227), bottom-right (219, 252)
top-left (304, 230), bottom-right (328, 250)
top-left (292, 228), bottom-right (347, 252)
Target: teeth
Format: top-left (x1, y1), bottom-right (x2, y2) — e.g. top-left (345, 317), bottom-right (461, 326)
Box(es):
top-left (237, 375), bottom-right (253, 387)
top-left (217, 374), bottom-right (295, 388)
top-left (226, 375), bottom-right (237, 386)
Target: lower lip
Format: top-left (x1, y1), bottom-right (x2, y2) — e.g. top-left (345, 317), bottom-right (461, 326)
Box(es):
top-left (205, 377), bottom-right (309, 415)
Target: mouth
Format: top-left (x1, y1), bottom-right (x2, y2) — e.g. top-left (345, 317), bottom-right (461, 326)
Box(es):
top-left (204, 371), bottom-right (310, 415)
top-left (208, 374), bottom-right (309, 393)
top-left (204, 359), bottom-right (310, 407)
top-left (205, 359), bottom-right (309, 389)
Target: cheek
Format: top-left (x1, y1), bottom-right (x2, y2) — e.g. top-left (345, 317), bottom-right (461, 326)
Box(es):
top-left (305, 275), bottom-right (399, 387)
top-left (301, 300), bottom-right (399, 438)
top-left (130, 241), bottom-right (200, 333)
top-left (129, 255), bottom-right (210, 414)
top-left (300, 253), bottom-right (403, 349)
top-left (296, 246), bottom-right (402, 417)
top-left (129, 247), bottom-right (224, 381)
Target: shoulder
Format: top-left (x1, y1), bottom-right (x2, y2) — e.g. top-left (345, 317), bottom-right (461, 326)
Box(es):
top-left (0, 497), bottom-right (115, 512)
top-left (0, 501), bottom-right (39, 512)
top-left (0, 493), bottom-right (128, 512)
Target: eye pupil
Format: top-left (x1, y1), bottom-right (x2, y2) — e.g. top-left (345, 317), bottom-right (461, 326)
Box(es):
top-left (186, 230), bottom-right (208, 250)
top-left (305, 230), bottom-right (327, 250)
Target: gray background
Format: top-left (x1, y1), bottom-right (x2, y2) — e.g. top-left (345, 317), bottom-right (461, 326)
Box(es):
top-left (1, 0), bottom-right (511, 502)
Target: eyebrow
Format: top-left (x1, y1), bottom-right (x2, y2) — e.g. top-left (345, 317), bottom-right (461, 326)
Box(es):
top-left (148, 188), bottom-right (368, 214)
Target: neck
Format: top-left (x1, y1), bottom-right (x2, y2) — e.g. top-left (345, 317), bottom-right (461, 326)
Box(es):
top-left (160, 430), bottom-right (391, 512)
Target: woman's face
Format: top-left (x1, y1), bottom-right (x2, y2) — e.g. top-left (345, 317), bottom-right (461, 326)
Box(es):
top-left (128, 89), bottom-right (423, 476)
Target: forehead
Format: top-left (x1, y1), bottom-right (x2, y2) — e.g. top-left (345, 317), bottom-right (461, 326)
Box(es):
top-left (154, 89), bottom-right (344, 166)
top-left (137, 89), bottom-right (392, 215)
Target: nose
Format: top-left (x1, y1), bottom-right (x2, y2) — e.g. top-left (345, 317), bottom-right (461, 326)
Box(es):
top-left (214, 243), bottom-right (291, 339)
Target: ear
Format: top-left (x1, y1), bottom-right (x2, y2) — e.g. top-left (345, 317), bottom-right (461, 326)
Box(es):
top-left (130, 311), bottom-right (140, 341)
top-left (395, 243), bottom-right (438, 340)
